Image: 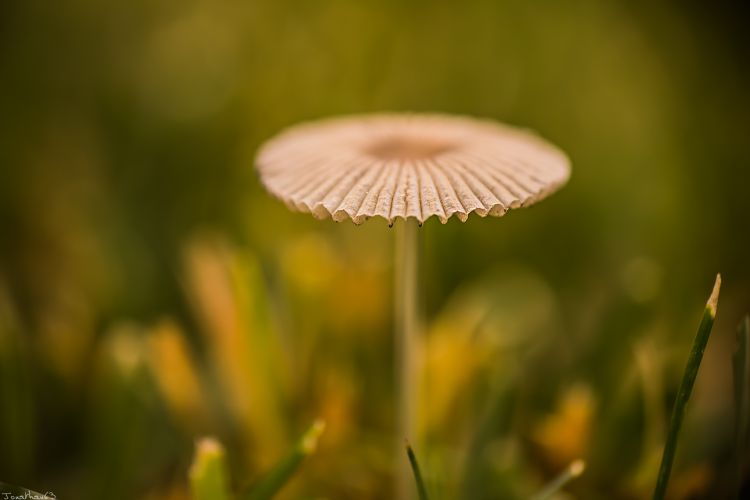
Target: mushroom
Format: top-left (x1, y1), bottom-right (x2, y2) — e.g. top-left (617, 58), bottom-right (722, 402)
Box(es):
top-left (255, 113), bottom-right (570, 497)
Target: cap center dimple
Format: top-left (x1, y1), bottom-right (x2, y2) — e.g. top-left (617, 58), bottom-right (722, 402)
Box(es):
top-left (365, 136), bottom-right (456, 160)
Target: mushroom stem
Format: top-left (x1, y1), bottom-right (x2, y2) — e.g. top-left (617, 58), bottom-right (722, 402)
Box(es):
top-left (395, 217), bottom-right (421, 500)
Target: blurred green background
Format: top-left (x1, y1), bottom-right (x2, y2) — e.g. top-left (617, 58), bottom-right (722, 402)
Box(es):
top-left (0, 0), bottom-right (748, 498)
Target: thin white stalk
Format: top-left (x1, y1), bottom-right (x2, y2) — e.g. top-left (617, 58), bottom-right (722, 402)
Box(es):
top-left (395, 217), bottom-right (421, 500)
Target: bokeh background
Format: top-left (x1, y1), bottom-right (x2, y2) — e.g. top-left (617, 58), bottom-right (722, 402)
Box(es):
top-left (0, 0), bottom-right (748, 498)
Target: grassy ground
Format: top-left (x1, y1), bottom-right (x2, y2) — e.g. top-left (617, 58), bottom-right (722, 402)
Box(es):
top-left (0, 1), bottom-right (749, 498)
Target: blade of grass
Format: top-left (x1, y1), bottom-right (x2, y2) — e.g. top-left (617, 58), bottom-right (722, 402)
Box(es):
top-left (652, 274), bottom-right (721, 500)
top-left (530, 460), bottom-right (586, 500)
top-left (733, 315), bottom-right (749, 498)
top-left (189, 438), bottom-right (232, 500)
top-left (405, 443), bottom-right (429, 500)
top-left (244, 420), bottom-right (325, 500)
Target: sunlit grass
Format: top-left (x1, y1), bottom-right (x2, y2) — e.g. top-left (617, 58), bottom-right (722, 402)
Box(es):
top-left (189, 421), bottom-right (325, 500)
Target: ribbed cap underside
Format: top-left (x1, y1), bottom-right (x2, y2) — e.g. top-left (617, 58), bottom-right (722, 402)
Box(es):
top-left (256, 114), bottom-right (570, 225)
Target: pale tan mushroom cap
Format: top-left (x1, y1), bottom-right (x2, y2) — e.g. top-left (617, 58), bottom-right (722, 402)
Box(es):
top-left (255, 113), bottom-right (570, 225)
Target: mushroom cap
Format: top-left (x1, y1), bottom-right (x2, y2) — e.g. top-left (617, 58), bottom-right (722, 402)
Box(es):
top-left (255, 113), bottom-right (570, 225)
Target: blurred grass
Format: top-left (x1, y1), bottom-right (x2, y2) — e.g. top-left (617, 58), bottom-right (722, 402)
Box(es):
top-left (0, 0), bottom-right (748, 499)
top-left (734, 316), bottom-right (750, 498)
top-left (243, 420), bottom-right (325, 500)
top-left (189, 438), bottom-right (231, 500)
top-left (530, 460), bottom-right (585, 500)
top-left (406, 444), bottom-right (430, 500)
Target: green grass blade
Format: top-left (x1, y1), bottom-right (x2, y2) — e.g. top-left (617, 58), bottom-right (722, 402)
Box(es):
top-left (244, 420), bottom-right (325, 500)
top-left (733, 315), bottom-right (750, 498)
top-left (531, 460), bottom-right (586, 500)
top-left (652, 274), bottom-right (721, 500)
top-left (406, 443), bottom-right (430, 500)
top-left (189, 438), bottom-right (232, 500)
